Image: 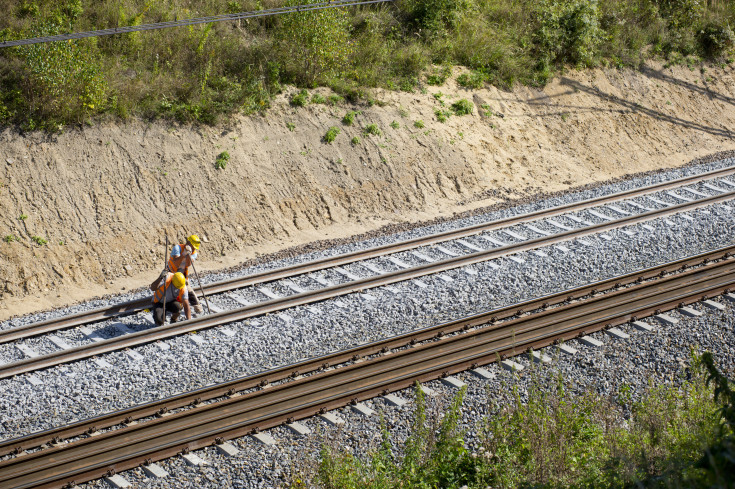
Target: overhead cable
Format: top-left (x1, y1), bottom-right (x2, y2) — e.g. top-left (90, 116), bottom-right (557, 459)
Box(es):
top-left (0, 0), bottom-right (393, 48)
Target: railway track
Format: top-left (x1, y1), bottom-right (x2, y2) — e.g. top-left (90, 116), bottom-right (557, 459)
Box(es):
top-left (2, 165), bottom-right (734, 346)
top-left (1, 247), bottom-right (733, 489)
top-left (1, 181), bottom-right (733, 380)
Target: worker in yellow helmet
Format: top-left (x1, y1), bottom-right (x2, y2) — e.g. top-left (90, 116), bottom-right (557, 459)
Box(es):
top-left (167, 234), bottom-right (204, 314)
top-left (151, 272), bottom-right (191, 325)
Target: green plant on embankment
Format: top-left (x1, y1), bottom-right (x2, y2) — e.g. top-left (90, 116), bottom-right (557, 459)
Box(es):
top-left (1, 0), bottom-right (735, 129)
top-left (215, 151), bottom-right (229, 169)
top-left (294, 353), bottom-right (734, 488)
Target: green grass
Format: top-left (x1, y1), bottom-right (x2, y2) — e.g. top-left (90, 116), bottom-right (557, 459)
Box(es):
top-left (414, 120), bottom-right (425, 128)
top-left (18, 213), bottom-right (27, 220)
top-left (294, 353), bottom-right (734, 489)
top-left (286, 122), bottom-right (296, 131)
top-left (323, 126), bottom-right (340, 143)
top-left (389, 120), bottom-right (399, 129)
top-left (215, 151), bottom-right (229, 170)
top-left (1, 0), bottom-right (734, 128)
top-left (3, 234), bottom-right (17, 243)
top-left (311, 93), bottom-right (326, 104)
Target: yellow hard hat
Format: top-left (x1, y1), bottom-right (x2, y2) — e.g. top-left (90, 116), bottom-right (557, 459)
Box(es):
top-left (172, 272), bottom-right (186, 289)
top-left (187, 234), bottom-right (201, 250)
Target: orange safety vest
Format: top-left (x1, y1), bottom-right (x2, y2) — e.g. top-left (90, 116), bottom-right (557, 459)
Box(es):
top-left (167, 243), bottom-right (194, 278)
top-left (153, 275), bottom-right (185, 304)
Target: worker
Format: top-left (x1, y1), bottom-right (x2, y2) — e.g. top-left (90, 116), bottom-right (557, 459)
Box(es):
top-left (167, 234), bottom-right (204, 314)
top-left (152, 272), bottom-right (191, 325)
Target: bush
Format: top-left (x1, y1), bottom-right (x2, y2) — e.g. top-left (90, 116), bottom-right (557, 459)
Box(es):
top-left (451, 98), bottom-right (474, 115)
top-left (323, 126), bottom-right (340, 143)
top-left (215, 151), bottom-right (229, 170)
top-left (400, 0), bottom-right (469, 37)
top-left (290, 89), bottom-right (310, 107)
top-left (351, 136), bottom-right (360, 145)
top-left (414, 119), bottom-right (425, 128)
top-left (534, 0), bottom-right (604, 67)
top-left (18, 21), bottom-right (107, 127)
top-left (390, 120), bottom-right (400, 129)
top-left (274, 0), bottom-right (352, 85)
top-left (698, 22), bottom-right (735, 58)
top-left (311, 93), bottom-right (326, 104)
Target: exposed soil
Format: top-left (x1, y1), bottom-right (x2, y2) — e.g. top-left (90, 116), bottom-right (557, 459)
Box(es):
top-left (2, 61), bottom-right (735, 321)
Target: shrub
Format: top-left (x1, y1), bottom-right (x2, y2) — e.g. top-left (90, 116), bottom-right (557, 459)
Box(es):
top-left (351, 136), bottom-right (360, 145)
top-left (215, 151), bottom-right (229, 170)
top-left (400, 0), bottom-right (469, 37)
top-left (311, 93), bottom-right (326, 104)
top-left (698, 22), bottom-right (735, 58)
top-left (18, 22), bottom-right (107, 126)
top-left (534, 0), bottom-right (604, 67)
top-left (451, 98), bottom-right (474, 115)
top-left (390, 120), bottom-right (399, 129)
top-left (342, 110), bottom-right (358, 125)
top-left (274, 0), bottom-right (352, 85)
top-left (323, 126), bottom-right (340, 143)
top-left (363, 123), bottom-right (381, 136)
top-left (414, 120), bottom-right (425, 128)
top-left (290, 89), bottom-right (310, 107)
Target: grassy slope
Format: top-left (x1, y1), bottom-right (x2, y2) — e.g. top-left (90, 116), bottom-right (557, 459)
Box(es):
top-left (0, 0), bottom-right (734, 129)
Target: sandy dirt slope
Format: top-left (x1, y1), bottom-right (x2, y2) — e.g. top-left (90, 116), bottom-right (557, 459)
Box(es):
top-left (1, 61), bottom-right (734, 320)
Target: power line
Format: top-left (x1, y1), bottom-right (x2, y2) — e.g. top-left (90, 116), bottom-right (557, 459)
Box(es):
top-left (0, 0), bottom-right (393, 48)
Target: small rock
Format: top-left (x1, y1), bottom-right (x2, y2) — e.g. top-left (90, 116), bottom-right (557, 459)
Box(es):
top-left (6, 158), bottom-right (13, 165)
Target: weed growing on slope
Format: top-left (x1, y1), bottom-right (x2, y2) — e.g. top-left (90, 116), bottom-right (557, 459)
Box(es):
top-left (363, 123), bottom-right (381, 136)
top-left (342, 110), bottom-right (359, 125)
top-left (215, 151), bottom-right (230, 169)
top-left (323, 126), bottom-right (340, 143)
top-left (414, 120), bottom-right (425, 128)
top-left (290, 89), bottom-right (310, 107)
top-left (451, 99), bottom-right (473, 115)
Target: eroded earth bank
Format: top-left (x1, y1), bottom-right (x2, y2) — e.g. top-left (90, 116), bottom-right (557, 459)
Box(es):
top-left (2, 61), bottom-right (735, 320)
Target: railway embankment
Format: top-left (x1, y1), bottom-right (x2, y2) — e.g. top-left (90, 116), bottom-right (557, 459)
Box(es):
top-left (2, 61), bottom-right (735, 320)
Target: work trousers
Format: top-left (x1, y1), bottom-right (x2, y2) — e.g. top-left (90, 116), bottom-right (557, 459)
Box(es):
top-left (153, 300), bottom-right (183, 325)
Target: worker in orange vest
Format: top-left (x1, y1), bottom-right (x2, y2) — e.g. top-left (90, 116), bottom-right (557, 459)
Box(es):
top-left (152, 272), bottom-right (191, 325)
top-left (167, 234), bottom-right (204, 314)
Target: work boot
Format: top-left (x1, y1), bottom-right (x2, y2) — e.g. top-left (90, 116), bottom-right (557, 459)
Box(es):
top-left (193, 304), bottom-right (204, 314)
top-left (170, 312), bottom-right (180, 323)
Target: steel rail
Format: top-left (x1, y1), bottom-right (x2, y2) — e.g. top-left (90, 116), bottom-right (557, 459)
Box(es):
top-left (1, 190), bottom-right (733, 380)
top-left (0, 245), bottom-right (732, 457)
top-left (1, 261), bottom-right (733, 489)
top-left (2, 165), bottom-right (734, 345)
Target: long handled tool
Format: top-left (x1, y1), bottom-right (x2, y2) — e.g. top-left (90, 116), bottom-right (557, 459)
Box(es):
top-left (161, 235), bottom-right (169, 324)
top-left (190, 258), bottom-right (211, 315)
